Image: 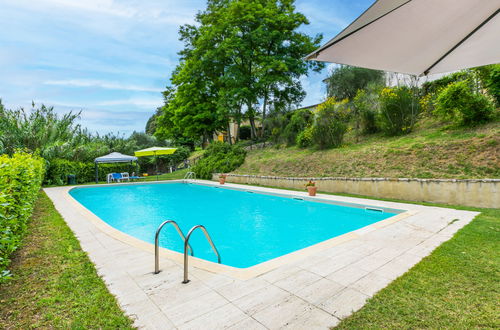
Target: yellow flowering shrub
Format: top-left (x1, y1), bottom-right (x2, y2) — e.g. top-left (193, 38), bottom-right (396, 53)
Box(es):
top-left (311, 97), bottom-right (352, 149)
top-left (378, 86), bottom-right (420, 136)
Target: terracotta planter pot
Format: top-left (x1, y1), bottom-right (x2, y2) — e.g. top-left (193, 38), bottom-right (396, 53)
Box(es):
top-left (307, 186), bottom-right (317, 196)
top-left (219, 178), bottom-right (226, 185)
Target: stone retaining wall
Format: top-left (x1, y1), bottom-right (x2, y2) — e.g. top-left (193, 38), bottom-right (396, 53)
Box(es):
top-left (212, 174), bottom-right (499, 208)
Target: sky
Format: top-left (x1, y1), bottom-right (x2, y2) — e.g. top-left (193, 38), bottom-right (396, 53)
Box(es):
top-left (0, 0), bottom-right (374, 135)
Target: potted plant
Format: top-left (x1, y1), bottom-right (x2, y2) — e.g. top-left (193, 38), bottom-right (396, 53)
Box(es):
top-left (306, 180), bottom-right (317, 196)
top-left (219, 173), bottom-right (227, 185)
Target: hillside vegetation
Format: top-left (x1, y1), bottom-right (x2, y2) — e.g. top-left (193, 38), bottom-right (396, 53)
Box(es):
top-left (234, 120), bottom-right (499, 179)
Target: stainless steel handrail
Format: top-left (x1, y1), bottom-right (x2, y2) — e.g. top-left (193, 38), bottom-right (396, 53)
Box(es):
top-left (183, 171), bottom-right (196, 181)
top-left (182, 225), bottom-right (221, 284)
top-left (154, 220), bottom-right (193, 274)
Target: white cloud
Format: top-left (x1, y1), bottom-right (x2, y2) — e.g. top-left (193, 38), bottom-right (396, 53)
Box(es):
top-left (44, 79), bottom-right (163, 92)
top-left (7, 0), bottom-right (195, 26)
top-left (95, 97), bottom-right (163, 108)
top-left (30, 96), bottom-right (162, 110)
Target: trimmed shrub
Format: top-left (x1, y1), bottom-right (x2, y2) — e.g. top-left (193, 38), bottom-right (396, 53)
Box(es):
top-left (434, 80), bottom-right (495, 126)
top-left (378, 86), bottom-right (420, 136)
top-left (296, 126), bottom-right (313, 148)
top-left (0, 152), bottom-right (45, 283)
top-left (192, 142), bottom-right (246, 179)
top-left (311, 98), bottom-right (351, 149)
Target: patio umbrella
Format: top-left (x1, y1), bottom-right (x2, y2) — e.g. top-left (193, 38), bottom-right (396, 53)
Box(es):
top-left (134, 147), bottom-right (177, 180)
top-left (306, 0), bottom-right (500, 75)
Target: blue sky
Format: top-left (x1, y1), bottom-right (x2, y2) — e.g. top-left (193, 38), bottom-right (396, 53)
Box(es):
top-left (0, 0), bottom-right (373, 135)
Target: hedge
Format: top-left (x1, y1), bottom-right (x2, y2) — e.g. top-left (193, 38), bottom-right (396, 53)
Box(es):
top-left (45, 159), bottom-right (139, 185)
top-left (0, 152), bottom-right (45, 283)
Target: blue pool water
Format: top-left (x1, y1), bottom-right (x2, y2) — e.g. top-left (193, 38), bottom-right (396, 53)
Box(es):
top-left (70, 183), bottom-right (398, 268)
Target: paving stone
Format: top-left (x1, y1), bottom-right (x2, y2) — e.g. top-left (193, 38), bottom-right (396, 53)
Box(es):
top-left (260, 265), bottom-right (302, 284)
top-left (190, 268), bottom-right (236, 289)
top-left (326, 265), bottom-right (370, 287)
top-left (282, 305), bottom-right (340, 329)
top-left (350, 272), bottom-right (393, 297)
top-left (319, 288), bottom-right (369, 319)
top-left (133, 265), bottom-right (182, 292)
top-left (274, 269), bottom-right (322, 293)
top-left (226, 317), bottom-right (267, 330)
top-left (120, 296), bottom-right (162, 321)
top-left (294, 278), bottom-right (345, 305)
top-left (233, 285), bottom-right (289, 316)
top-left (137, 311), bottom-right (176, 329)
top-left (150, 280), bottom-right (212, 309)
top-left (252, 294), bottom-right (312, 329)
top-left (351, 247), bottom-right (402, 273)
top-left (215, 278), bottom-right (269, 301)
top-left (177, 303), bottom-right (247, 330)
top-left (373, 252), bottom-right (423, 279)
top-left (306, 256), bottom-right (352, 277)
top-left (163, 290), bottom-right (228, 326)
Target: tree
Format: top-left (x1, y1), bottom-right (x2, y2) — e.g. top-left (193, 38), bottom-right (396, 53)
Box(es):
top-left (326, 65), bottom-right (385, 101)
top-left (156, 0), bottom-right (323, 144)
top-left (145, 108), bottom-right (162, 135)
top-left (156, 1), bottom-right (230, 146)
top-left (218, 0), bottom-right (323, 139)
top-left (0, 102), bottom-right (82, 157)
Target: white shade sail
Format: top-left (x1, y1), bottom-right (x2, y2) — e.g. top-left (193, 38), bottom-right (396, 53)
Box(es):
top-left (94, 152), bottom-right (137, 163)
top-left (306, 0), bottom-right (500, 75)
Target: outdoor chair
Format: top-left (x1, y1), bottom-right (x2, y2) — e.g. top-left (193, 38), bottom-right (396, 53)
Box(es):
top-left (121, 172), bottom-right (130, 181)
top-left (111, 173), bottom-right (123, 182)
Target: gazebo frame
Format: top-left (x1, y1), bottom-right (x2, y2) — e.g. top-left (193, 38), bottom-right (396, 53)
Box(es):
top-left (94, 152), bottom-right (138, 183)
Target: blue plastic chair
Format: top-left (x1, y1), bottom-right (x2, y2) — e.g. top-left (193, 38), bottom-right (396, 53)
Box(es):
top-left (111, 173), bottom-right (123, 182)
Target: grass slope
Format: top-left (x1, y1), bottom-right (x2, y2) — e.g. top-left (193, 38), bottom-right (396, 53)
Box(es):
top-left (0, 191), bottom-right (134, 329)
top-left (335, 203), bottom-right (499, 328)
top-left (236, 121), bottom-right (500, 179)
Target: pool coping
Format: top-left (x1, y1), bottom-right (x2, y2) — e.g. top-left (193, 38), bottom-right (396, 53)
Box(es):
top-left (64, 179), bottom-right (416, 280)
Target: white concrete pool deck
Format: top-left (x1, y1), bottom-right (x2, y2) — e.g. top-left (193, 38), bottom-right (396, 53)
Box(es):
top-left (44, 181), bottom-right (479, 329)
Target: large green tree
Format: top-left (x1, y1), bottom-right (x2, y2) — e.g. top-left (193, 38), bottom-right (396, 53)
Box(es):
top-left (220, 0), bottom-right (323, 138)
top-left (156, 1), bottom-right (231, 145)
top-left (156, 0), bottom-right (323, 143)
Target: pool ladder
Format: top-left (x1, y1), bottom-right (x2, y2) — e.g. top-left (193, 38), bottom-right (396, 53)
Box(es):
top-left (183, 171), bottom-right (196, 181)
top-left (154, 221), bottom-right (221, 284)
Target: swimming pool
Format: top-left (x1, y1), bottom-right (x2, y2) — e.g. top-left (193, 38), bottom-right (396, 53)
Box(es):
top-left (70, 182), bottom-right (402, 268)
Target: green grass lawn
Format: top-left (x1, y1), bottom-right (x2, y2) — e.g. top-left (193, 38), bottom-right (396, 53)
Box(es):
top-left (141, 168), bottom-right (190, 181)
top-left (0, 191), bottom-right (134, 329)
